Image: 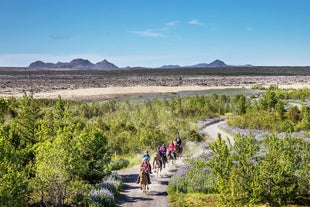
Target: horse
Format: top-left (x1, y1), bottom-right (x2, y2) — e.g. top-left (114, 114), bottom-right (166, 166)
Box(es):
top-left (139, 168), bottom-right (149, 194)
top-left (166, 149), bottom-right (176, 165)
top-left (153, 152), bottom-right (162, 177)
top-left (173, 141), bottom-right (183, 157)
top-left (160, 152), bottom-right (168, 168)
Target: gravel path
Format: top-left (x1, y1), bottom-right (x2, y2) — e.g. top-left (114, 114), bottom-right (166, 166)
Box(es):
top-left (117, 159), bottom-right (183, 207)
top-left (116, 120), bottom-right (232, 207)
top-left (201, 120), bottom-right (234, 144)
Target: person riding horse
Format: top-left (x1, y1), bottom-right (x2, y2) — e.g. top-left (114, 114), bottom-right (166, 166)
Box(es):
top-left (136, 158), bottom-right (151, 184)
top-left (159, 143), bottom-right (167, 159)
top-left (175, 133), bottom-right (182, 150)
top-left (141, 150), bottom-right (152, 174)
top-left (168, 141), bottom-right (176, 159)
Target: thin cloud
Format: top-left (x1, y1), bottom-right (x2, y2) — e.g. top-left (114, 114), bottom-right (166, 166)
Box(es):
top-left (166, 21), bottom-right (179, 27)
top-left (189, 19), bottom-right (203, 25)
top-left (49, 34), bottom-right (72, 40)
top-left (129, 20), bottom-right (179, 38)
top-left (129, 30), bottom-right (164, 37)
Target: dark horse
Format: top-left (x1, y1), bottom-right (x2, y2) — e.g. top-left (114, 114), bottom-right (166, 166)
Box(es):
top-left (173, 140), bottom-right (183, 158)
top-left (160, 152), bottom-right (168, 168)
top-left (153, 152), bottom-right (162, 177)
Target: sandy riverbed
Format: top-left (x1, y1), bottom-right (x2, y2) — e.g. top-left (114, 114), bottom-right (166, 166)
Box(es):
top-left (2, 84), bottom-right (309, 101)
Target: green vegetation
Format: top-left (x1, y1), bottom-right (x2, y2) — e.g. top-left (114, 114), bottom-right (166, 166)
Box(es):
top-left (168, 86), bottom-right (310, 207)
top-left (1, 86), bottom-right (310, 206)
top-left (228, 86), bottom-right (310, 132)
top-left (0, 90), bottom-right (234, 206)
top-left (169, 133), bottom-right (310, 207)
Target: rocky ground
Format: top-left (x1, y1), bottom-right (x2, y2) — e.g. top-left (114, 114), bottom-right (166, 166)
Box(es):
top-left (1, 71), bottom-right (310, 100)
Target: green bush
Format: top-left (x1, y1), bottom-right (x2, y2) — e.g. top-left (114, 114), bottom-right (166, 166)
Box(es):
top-left (110, 158), bottom-right (130, 170)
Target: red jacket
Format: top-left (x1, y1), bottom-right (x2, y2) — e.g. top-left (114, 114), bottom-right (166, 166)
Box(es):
top-left (140, 161), bottom-right (150, 173)
top-left (169, 143), bottom-right (175, 151)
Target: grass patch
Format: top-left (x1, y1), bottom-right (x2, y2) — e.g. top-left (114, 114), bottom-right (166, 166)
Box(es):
top-left (113, 153), bottom-right (142, 169)
top-left (168, 192), bottom-right (219, 207)
top-left (168, 192), bottom-right (309, 207)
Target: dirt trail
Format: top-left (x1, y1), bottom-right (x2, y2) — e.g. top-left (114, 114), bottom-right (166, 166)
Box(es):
top-left (201, 120), bottom-right (234, 144)
top-left (116, 120), bottom-right (231, 207)
top-left (117, 159), bottom-right (183, 207)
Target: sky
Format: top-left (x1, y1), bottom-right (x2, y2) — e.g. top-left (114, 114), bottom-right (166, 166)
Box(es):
top-left (1, 0), bottom-right (310, 68)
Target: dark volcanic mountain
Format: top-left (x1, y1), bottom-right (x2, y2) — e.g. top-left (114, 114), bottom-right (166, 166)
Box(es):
top-left (207, 59), bottom-right (227, 67)
top-left (29, 59), bottom-right (119, 70)
top-left (94, 59), bottom-right (118, 70)
top-left (190, 59), bottom-right (228, 68)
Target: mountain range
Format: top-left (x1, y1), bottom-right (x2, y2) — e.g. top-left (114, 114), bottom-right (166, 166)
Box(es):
top-left (28, 58), bottom-right (252, 70)
top-left (29, 59), bottom-right (119, 70)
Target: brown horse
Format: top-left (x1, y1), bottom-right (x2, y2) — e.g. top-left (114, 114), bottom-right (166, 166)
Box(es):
top-left (166, 149), bottom-right (176, 165)
top-left (153, 152), bottom-right (162, 177)
top-left (139, 168), bottom-right (149, 194)
top-left (174, 141), bottom-right (183, 158)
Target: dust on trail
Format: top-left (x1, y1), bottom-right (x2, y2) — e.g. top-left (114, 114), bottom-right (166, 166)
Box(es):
top-left (117, 159), bottom-right (183, 207)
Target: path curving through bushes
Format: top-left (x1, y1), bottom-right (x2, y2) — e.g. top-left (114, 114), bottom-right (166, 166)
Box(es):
top-left (117, 158), bottom-right (183, 207)
top-left (116, 120), bottom-right (232, 206)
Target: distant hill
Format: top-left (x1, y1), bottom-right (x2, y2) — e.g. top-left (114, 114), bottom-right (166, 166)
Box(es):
top-left (160, 59), bottom-right (254, 68)
top-left (160, 65), bottom-right (181, 69)
top-left (188, 59), bottom-right (228, 68)
top-left (29, 58), bottom-right (252, 70)
top-left (29, 59), bottom-right (119, 70)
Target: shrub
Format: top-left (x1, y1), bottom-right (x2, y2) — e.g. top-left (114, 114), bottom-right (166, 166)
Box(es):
top-left (89, 173), bottom-right (122, 207)
top-left (110, 158), bottom-right (129, 170)
top-left (90, 188), bottom-right (115, 207)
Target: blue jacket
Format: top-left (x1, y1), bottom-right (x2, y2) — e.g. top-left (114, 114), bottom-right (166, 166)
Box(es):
top-left (142, 154), bottom-right (151, 162)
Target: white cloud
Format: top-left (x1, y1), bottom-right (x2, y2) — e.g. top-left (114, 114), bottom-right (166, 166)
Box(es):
top-left (129, 20), bottom-right (180, 38)
top-left (189, 19), bottom-right (203, 25)
top-left (129, 30), bottom-right (164, 37)
top-left (165, 21), bottom-right (179, 27)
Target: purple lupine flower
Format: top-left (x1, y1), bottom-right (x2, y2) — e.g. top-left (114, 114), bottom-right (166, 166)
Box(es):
top-left (90, 188), bottom-right (114, 206)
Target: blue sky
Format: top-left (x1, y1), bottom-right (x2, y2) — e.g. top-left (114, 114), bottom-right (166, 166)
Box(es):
top-left (1, 0), bottom-right (310, 67)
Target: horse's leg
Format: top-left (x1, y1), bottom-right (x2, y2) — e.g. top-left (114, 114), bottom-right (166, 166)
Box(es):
top-left (143, 184), bottom-right (146, 193)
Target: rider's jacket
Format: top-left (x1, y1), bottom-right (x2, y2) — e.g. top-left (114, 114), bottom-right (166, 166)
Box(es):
top-left (140, 161), bottom-right (150, 173)
top-left (169, 143), bottom-right (175, 151)
top-left (142, 154), bottom-right (151, 162)
top-left (176, 138), bottom-right (182, 146)
top-left (159, 146), bottom-right (167, 154)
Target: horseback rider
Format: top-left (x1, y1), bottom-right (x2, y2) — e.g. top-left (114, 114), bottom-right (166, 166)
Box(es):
top-left (136, 158), bottom-right (151, 184)
top-left (159, 144), bottom-right (167, 158)
top-left (141, 150), bottom-right (152, 173)
top-left (142, 150), bottom-right (151, 162)
top-left (175, 133), bottom-right (182, 150)
top-left (159, 143), bottom-right (167, 165)
top-left (168, 141), bottom-right (176, 158)
top-left (156, 147), bottom-right (162, 157)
